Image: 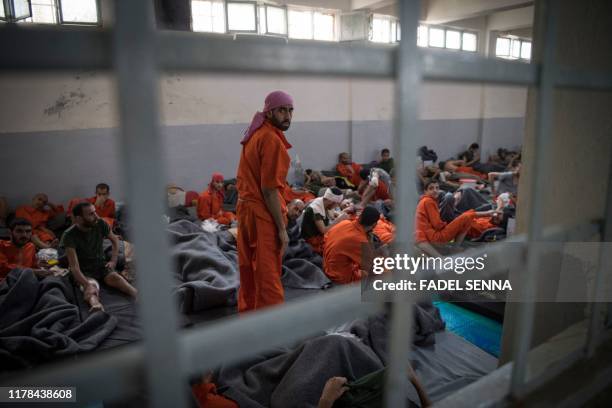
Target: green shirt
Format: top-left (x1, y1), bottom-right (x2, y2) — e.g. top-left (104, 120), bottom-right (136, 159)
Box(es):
top-left (60, 219), bottom-right (110, 275)
top-left (377, 158), bottom-right (394, 175)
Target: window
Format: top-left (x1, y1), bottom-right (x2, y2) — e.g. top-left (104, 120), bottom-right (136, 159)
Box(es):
top-left (370, 15), bottom-right (398, 43)
top-left (264, 5), bottom-right (287, 35)
top-left (428, 27), bottom-right (444, 47)
top-left (495, 36), bottom-right (531, 61)
top-left (227, 1), bottom-right (256, 32)
top-left (60, 0), bottom-right (97, 24)
top-left (462, 32), bottom-right (477, 52)
top-left (192, 0), bottom-right (225, 33)
top-left (418, 24), bottom-right (478, 52)
top-left (313, 12), bottom-right (334, 41)
top-left (288, 9), bottom-right (312, 39)
top-left (288, 9), bottom-right (336, 41)
top-left (19, 0), bottom-right (99, 25)
top-left (417, 25), bottom-right (428, 47)
top-left (445, 29), bottom-right (461, 49)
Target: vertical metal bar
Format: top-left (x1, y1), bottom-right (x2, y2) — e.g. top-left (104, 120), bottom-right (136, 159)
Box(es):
top-left (509, 0), bottom-right (558, 398)
top-left (113, 1), bottom-right (187, 407)
top-left (384, 0), bottom-right (421, 406)
top-left (585, 142), bottom-right (612, 357)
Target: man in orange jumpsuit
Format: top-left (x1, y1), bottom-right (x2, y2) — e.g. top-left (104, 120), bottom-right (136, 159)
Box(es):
top-left (373, 215), bottom-right (395, 244)
top-left (0, 218), bottom-right (49, 282)
top-left (336, 152), bottom-right (362, 188)
top-left (88, 183), bottom-right (116, 228)
top-left (323, 206), bottom-right (380, 284)
top-left (236, 90), bottom-right (294, 312)
top-left (197, 173), bottom-right (237, 225)
top-left (15, 193), bottom-right (62, 249)
top-left (415, 181), bottom-right (493, 249)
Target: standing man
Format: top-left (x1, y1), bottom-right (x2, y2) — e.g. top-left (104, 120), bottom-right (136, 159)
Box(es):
top-left (236, 91), bottom-right (294, 312)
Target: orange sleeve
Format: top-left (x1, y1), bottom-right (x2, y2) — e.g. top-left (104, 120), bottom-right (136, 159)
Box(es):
top-left (336, 164), bottom-right (349, 177)
top-left (260, 135), bottom-right (289, 191)
top-left (15, 207), bottom-right (31, 222)
top-left (197, 193), bottom-right (213, 220)
top-left (424, 199), bottom-right (447, 231)
top-left (0, 252), bottom-right (16, 280)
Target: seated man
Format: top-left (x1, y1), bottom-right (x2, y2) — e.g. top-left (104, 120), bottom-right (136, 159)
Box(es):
top-left (15, 193), bottom-right (63, 249)
top-left (89, 183), bottom-right (117, 228)
top-left (336, 152), bottom-right (362, 188)
top-left (372, 215), bottom-right (395, 244)
top-left (286, 199), bottom-right (305, 229)
top-left (323, 206), bottom-right (379, 284)
top-left (415, 181), bottom-right (494, 256)
top-left (301, 188), bottom-right (349, 254)
top-left (0, 218), bottom-right (50, 282)
top-left (61, 202), bottom-right (137, 311)
top-left (282, 182), bottom-right (316, 204)
top-left (488, 164), bottom-right (520, 195)
top-left (358, 168), bottom-right (392, 207)
top-left (376, 148), bottom-right (394, 175)
top-left (197, 173), bottom-right (237, 225)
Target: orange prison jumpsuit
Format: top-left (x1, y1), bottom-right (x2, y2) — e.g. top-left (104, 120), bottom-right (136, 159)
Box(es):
top-left (373, 217), bottom-right (395, 244)
top-left (414, 195), bottom-right (475, 243)
top-left (323, 219), bottom-right (369, 284)
top-left (336, 163), bottom-right (362, 187)
top-left (0, 240), bottom-right (37, 282)
top-left (468, 216), bottom-right (496, 239)
top-left (197, 189), bottom-right (236, 225)
top-left (89, 197), bottom-right (116, 228)
top-left (15, 205), bottom-right (59, 243)
top-left (456, 166), bottom-right (487, 179)
top-left (282, 183), bottom-right (315, 204)
top-left (236, 121), bottom-right (291, 312)
top-left (191, 383), bottom-right (238, 408)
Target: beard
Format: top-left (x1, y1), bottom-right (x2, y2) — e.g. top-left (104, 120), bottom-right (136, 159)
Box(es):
top-left (270, 116), bottom-right (290, 131)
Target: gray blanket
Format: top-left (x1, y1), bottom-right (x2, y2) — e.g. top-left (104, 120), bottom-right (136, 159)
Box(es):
top-left (215, 303), bottom-right (446, 408)
top-left (168, 220), bottom-right (331, 314)
top-left (0, 269), bottom-right (117, 370)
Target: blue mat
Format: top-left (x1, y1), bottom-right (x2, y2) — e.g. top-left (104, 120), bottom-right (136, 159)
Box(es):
top-left (435, 301), bottom-right (502, 357)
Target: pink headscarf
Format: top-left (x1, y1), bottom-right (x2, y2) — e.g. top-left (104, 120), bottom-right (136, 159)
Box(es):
top-left (241, 91), bottom-right (294, 145)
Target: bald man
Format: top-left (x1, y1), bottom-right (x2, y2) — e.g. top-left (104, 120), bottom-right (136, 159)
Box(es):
top-left (236, 90), bottom-right (295, 312)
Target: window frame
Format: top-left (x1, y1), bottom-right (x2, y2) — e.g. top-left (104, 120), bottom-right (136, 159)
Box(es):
top-left (495, 35), bottom-right (532, 62)
top-left (225, 0), bottom-right (258, 34)
top-left (262, 4), bottom-right (287, 36)
top-left (57, 0), bottom-right (101, 26)
top-left (312, 10), bottom-right (336, 42)
top-left (420, 24), bottom-right (478, 52)
top-left (369, 13), bottom-right (399, 44)
top-left (1, 0), bottom-right (33, 22)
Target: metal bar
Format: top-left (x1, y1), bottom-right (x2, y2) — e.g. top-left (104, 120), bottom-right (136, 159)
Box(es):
top-left (2, 285), bottom-right (382, 402)
top-left (0, 25), bottom-right (112, 70)
top-left (509, 0), bottom-right (558, 398)
top-left (384, 0), bottom-right (421, 406)
top-left (180, 285), bottom-right (382, 375)
top-left (554, 66), bottom-right (612, 91)
top-left (421, 49), bottom-right (538, 85)
top-left (585, 142), bottom-right (612, 357)
top-left (112, 1), bottom-right (187, 407)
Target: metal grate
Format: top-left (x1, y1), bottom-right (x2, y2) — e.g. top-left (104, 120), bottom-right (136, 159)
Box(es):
top-left (0, 0), bottom-right (611, 406)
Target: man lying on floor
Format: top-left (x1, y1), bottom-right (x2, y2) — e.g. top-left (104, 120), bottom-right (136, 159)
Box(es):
top-left (322, 206), bottom-right (380, 284)
top-left (15, 193), bottom-right (64, 249)
top-left (415, 181), bottom-right (496, 256)
top-left (0, 218), bottom-right (51, 283)
top-left (61, 202), bottom-right (137, 312)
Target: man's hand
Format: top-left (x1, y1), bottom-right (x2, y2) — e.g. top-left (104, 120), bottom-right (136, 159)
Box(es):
top-left (318, 377), bottom-right (349, 408)
top-left (105, 260), bottom-right (117, 271)
top-left (278, 229), bottom-right (290, 256)
top-left (50, 238), bottom-right (59, 248)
